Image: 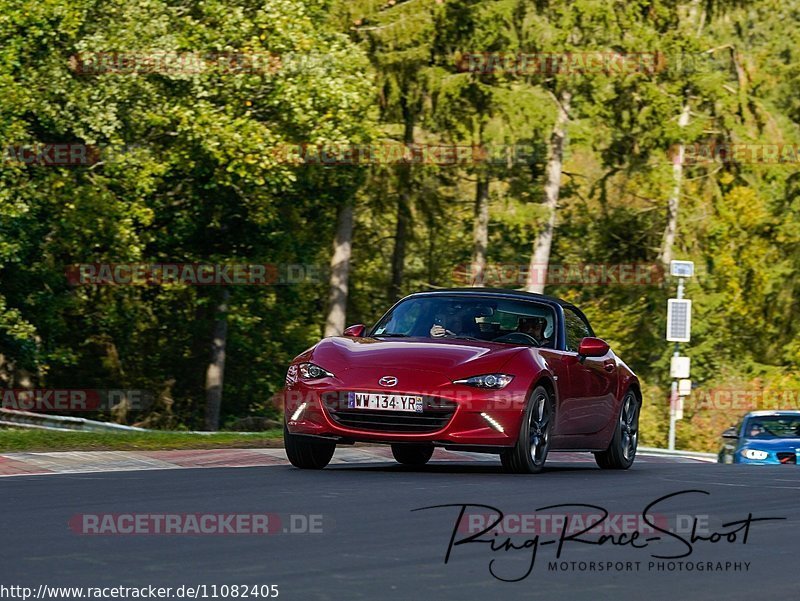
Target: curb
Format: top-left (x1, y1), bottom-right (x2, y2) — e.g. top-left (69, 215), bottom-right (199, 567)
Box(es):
top-left (0, 447), bottom-right (714, 477)
top-left (638, 446), bottom-right (717, 462)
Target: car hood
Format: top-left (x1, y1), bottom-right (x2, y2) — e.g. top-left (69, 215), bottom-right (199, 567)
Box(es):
top-left (741, 437), bottom-right (800, 451)
top-left (299, 336), bottom-right (526, 376)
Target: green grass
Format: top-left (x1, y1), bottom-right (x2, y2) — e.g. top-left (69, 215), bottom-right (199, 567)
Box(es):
top-left (0, 428), bottom-right (284, 453)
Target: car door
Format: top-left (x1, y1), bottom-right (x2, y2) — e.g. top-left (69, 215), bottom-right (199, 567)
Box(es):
top-left (556, 307), bottom-right (618, 435)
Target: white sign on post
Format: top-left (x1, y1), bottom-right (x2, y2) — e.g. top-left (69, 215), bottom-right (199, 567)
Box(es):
top-left (670, 356), bottom-right (691, 379)
top-left (670, 260), bottom-right (695, 278)
top-left (667, 299), bottom-right (692, 342)
top-left (678, 379), bottom-right (692, 396)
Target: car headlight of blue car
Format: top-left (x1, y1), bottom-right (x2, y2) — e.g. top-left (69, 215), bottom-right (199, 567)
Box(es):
top-left (741, 449), bottom-right (769, 461)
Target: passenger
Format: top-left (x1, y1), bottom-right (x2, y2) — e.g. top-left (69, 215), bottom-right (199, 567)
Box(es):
top-left (518, 316), bottom-right (550, 347)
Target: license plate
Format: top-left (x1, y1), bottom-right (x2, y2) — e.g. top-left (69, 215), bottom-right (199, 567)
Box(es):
top-left (347, 392), bottom-right (423, 413)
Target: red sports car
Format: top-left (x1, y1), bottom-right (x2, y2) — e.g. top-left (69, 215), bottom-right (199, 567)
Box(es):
top-left (282, 289), bottom-right (641, 473)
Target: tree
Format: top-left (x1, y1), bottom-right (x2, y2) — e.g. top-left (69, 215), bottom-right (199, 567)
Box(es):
top-left (204, 289), bottom-right (229, 430)
top-left (658, 101), bottom-right (690, 268)
top-left (0, 0), bottom-right (374, 429)
top-left (323, 202), bottom-right (355, 336)
top-left (526, 90), bottom-right (571, 293)
top-left (339, 0), bottom-right (442, 302)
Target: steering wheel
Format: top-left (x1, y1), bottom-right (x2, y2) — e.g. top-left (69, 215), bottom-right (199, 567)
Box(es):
top-left (493, 332), bottom-right (540, 347)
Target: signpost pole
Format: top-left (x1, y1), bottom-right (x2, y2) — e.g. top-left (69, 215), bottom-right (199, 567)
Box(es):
top-left (669, 379), bottom-right (678, 450)
top-left (666, 262), bottom-right (692, 451)
top-left (668, 279), bottom-right (683, 451)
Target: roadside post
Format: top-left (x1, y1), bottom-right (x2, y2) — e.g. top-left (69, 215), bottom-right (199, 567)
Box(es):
top-left (666, 260), bottom-right (694, 450)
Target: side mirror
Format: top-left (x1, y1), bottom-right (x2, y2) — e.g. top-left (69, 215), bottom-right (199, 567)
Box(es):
top-left (722, 426), bottom-right (739, 439)
top-left (342, 324), bottom-right (366, 337)
top-left (577, 337), bottom-right (610, 358)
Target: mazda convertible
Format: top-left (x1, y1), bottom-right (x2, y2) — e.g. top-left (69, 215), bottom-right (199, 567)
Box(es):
top-left (282, 289), bottom-right (641, 473)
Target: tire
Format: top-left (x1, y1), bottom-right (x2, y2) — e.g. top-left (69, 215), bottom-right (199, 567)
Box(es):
top-left (391, 443), bottom-right (434, 466)
top-left (501, 385), bottom-right (553, 474)
top-left (594, 390), bottom-right (640, 470)
top-left (284, 422), bottom-right (335, 469)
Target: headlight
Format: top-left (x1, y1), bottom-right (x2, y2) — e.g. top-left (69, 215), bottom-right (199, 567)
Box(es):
top-left (453, 374), bottom-right (514, 389)
top-left (297, 362), bottom-right (335, 380)
top-left (741, 449), bottom-right (769, 460)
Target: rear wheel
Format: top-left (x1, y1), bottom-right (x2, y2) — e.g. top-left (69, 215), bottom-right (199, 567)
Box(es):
top-left (594, 390), bottom-right (639, 469)
top-left (284, 422), bottom-right (335, 469)
top-left (391, 443), bottom-right (434, 466)
top-left (501, 385), bottom-right (552, 474)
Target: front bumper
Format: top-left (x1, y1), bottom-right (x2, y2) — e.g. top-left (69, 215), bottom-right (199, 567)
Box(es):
top-left (735, 449), bottom-right (798, 464)
top-left (281, 379), bottom-right (529, 447)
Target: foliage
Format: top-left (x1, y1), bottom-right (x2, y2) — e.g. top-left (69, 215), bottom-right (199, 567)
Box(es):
top-left (0, 428), bottom-right (282, 452)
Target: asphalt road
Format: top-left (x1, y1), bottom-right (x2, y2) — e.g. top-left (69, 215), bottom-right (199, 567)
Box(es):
top-left (2, 457), bottom-right (798, 601)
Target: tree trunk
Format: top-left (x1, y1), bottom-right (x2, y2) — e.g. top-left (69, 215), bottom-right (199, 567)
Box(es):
top-left (658, 102), bottom-right (690, 269)
top-left (324, 202), bottom-right (354, 337)
top-left (525, 90), bottom-right (572, 294)
top-left (470, 177), bottom-right (490, 286)
top-left (389, 102), bottom-right (415, 302)
top-left (389, 190), bottom-right (410, 302)
top-left (731, 49), bottom-right (752, 126)
top-left (204, 288), bottom-right (229, 431)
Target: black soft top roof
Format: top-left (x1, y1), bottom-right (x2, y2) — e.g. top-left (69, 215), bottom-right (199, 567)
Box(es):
top-left (405, 288), bottom-right (578, 311)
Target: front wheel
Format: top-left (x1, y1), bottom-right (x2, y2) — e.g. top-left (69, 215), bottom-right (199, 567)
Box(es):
top-left (284, 422), bottom-right (335, 469)
top-left (594, 390), bottom-right (639, 469)
top-left (501, 385), bottom-right (553, 474)
top-left (391, 443), bottom-right (434, 466)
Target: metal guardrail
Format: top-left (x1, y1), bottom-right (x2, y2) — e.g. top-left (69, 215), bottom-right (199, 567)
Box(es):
top-left (0, 408), bottom-right (147, 432)
top-left (638, 446), bottom-right (717, 461)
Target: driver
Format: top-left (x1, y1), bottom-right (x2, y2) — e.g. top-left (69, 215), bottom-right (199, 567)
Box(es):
top-left (518, 316), bottom-right (550, 346)
top-left (430, 307), bottom-right (461, 338)
top-left (430, 306), bottom-right (481, 338)
top-left (748, 423), bottom-right (765, 437)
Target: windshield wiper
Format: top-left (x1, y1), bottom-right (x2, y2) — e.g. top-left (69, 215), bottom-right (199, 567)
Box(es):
top-left (373, 332), bottom-right (410, 338)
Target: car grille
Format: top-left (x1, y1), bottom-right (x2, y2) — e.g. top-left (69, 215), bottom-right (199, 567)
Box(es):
top-left (777, 452), bottom-right (797, 464)
top-left (326, 396), bottom-right (457, 434)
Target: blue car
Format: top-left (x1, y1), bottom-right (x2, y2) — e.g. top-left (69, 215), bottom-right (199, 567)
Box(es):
top-left (719, 410), bottom-right (800, 464)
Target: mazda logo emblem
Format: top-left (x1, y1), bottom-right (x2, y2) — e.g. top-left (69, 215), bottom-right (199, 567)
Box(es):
top-left (378, 376), bottom-right (398, 387)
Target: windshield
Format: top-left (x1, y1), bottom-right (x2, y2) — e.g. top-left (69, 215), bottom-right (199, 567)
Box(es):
top-left (743, 416), bottom-right (800, 438)
top-left (371, 295), bottom-right (557, 347)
